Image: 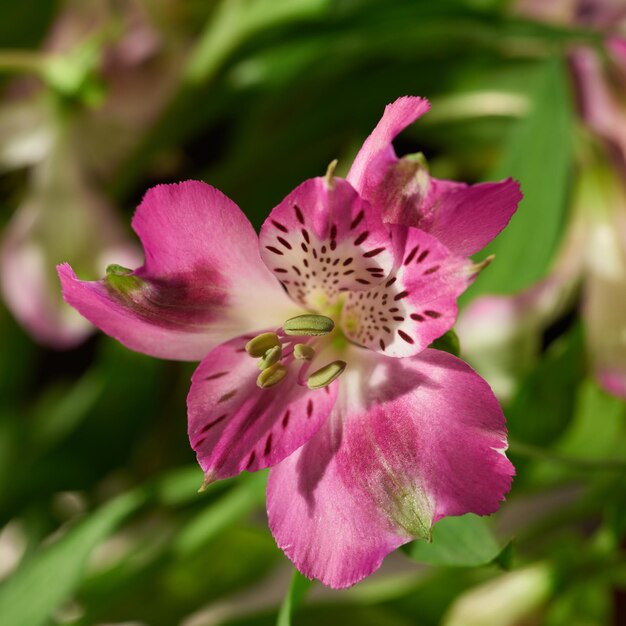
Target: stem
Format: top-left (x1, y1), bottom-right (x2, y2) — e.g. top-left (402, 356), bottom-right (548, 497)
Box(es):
top-left (0, 50), bottom-right (45, 75)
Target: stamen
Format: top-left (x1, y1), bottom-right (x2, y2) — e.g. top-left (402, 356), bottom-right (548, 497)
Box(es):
top-left (258, 345), bottom-right (282, 370)
top-left (257, 363), bottom-right (288, 389)
top-left (283, 314), bottom-right (335, 336)
top-left (307, 360), bottom-right (347, 390)
top-left (245, 332), bottom-right (280, 357)
top-left (324, 159), bottom-right (338, 189)
top-left (294, 343), bottom-right (315, 361)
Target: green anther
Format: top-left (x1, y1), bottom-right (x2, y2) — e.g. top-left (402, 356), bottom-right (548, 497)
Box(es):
top-left (257, 363), bottom-right (288, 389)
top-left (294, 343), bottom-right (315, 361)
top-left (283, 314), bottom-right (335, 337)
top-left (245, 332), bottom-right (280, 357)
top-left (307, 360), bottom-right (347, 390)
top-left (258, 345), bottom-right (282, 370)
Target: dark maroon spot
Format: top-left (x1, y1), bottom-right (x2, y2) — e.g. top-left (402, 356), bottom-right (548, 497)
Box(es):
top-left (301, 229), bottom-right (310, 244)
top-left (398, 329), bottom-right (415, 344)
top-left (292, 265), bottom-right (302, 276)
top-left (266, 246), bottom-right (283, 256)
top-left (343, 257), bottom-right (353, 266)
top-left (404, 245), bottom-right (419, 265)
top-left (417, 250), bottom-right (430, 263)
top-left (385, 276), bottom-right (397, 287)
top-left (205, 371), bottom-right (228, 381)
top-left (363, 247), bottom-right (385, 258)
top-left (272, 220), bottom-right (288, 233)
top-left (307, 399), bottom-right (313, 418)
top-left (425, 310), bottom-right (441, 318)
top-left (301, 243), bottom-right (308, 253)
top-left (218, 390), bottom-right (236, 404)
top-left (423, 265), bottom-right (440, 275)
top-left (356, 278), bottom-right (371, 285)
top-left (274, 268), bottom-right (288, 273)
top-left (354, 231), bottom-right (369, 246)
top-left (303, 259), bottom-right (309, 268)
top-left (330, 224), bottom-right (337, 240)
top-left (277, 236), bottom-right (292, 250)
top-left (321, 245), bottom-right (327, 254)
top-left (330, 240), bottom-right (337, 251)
top-left (382, 325), bottom-right (391, 333)
top-left (394, 290), bottom-right (410, 301)
top-left (312, 249), bottom-right (318, 259)
top-left (392, 316), bottom-right (405, 322)
top-left (350, 210), bottom-right (365, 230)
top-left (202, 413), bottom-right (228, 431)
top-left (344, 270), bottom-right (355, 276)
top-left (410, 313), bottom-right (425, 322)
top-left (389, 307), bottom-right (399, 312)
top-left (264, 433), bottom-right (273, 456)
top-left (246, 451), bottom-right (256, 469)
top-left (282, 410), bottom-right (290, 428)
top-left (367, 267), bottom-right (383, 273)
top-left (379, 339), bottom-right (386, 350)
top-left (294, 204), bottom-right (305, 224)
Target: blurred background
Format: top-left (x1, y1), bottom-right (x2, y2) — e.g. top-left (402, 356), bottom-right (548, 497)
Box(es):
top-left (0, 0), bottom-right (625, 624)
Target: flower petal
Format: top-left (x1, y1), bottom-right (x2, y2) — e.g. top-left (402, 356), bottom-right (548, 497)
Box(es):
top-left (346, 95), bottom-right (431, 196)
top-left (346, 97), bottom-right (522, 256)
top-left (414, 178), bottom-right (523, 257)
top-left (59, 181), bottom-right (297, 360)
top-left (188, 333), bottom-right (338, 481)
top-left (341, 225), bottom-right (474, 357)
top-left (259, 177), bottom-right (395, 310)
top-left (267, 347), bottom-right (513, 588)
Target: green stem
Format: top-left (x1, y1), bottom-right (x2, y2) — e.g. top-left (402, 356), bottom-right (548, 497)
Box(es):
top-left (0, 50), bottom-right (45, 75)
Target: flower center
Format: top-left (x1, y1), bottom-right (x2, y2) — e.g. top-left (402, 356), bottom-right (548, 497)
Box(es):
top-left (245, 314), bottom-right (347, 391)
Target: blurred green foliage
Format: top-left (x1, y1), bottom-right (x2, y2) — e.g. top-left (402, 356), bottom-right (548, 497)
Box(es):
top-left (0, 0), bottom-right (624, 625)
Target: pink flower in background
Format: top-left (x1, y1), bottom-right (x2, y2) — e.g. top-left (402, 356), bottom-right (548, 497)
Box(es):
top-left (458, 0), bottom-right (626, 400)
top-left (58, 97), bottom-right (520, 588)
top-left (0, 0), bottom-right (180, 348)
top-left (0, 102), bottom-right (137, 348)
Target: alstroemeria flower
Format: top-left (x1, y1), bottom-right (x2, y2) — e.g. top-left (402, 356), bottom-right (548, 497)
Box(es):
top-left (58, 97), bottom-right (518, 588)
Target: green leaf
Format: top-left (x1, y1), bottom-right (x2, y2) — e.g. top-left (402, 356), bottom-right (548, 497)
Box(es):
top-left (404, 513), bottom-right (506, 567)
top-left (277, 569), bottom-right (313, 626)
top-left (429, 329), bottom-right (460, 357)
top-left (467, 55), bottom-right (574, 298)
top-left (172, 472), bottom-right (267, 557)
top-left (0, 491), bottom-right (145, 626)
top-left (506, 325), bottom-right (585, 446)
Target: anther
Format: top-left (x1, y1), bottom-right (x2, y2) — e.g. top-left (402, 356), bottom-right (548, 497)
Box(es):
top-left (245, 332), bottom-right (280, 357)
top-left (294, 344), bottom-right (315, 361)
top-left (283, 314), bottom-right (335, 336)
top-left (257, 363), bottom-right (288, 389)
top-left (258, 345), bottom-right (282, 370)
top-left (307, 360), bottom-right (347, 390)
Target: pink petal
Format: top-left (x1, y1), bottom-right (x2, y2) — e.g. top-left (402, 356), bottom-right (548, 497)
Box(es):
top-left (267, 348), bottom-right (514, 588)
top-left (414, 178), bottom-right (523, 256)
top-left (59, 181), bottom-right (297, 361)
top-left (188, 333), bottom-right (338, 481)
top-left (259, 177), bottom-right (394, 309)
top-left (346, 96), bottom-right (431, 195)
top-left (346, 96), bottom-right (522, 256)
top-left (341, 225), bottom-right (475, 357)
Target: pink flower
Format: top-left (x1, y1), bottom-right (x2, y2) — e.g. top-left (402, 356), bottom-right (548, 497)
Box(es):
top-left (58, 97), bottom-right (520, 588)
